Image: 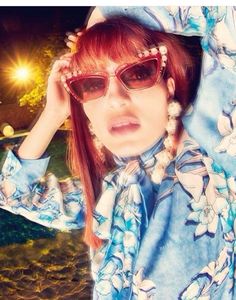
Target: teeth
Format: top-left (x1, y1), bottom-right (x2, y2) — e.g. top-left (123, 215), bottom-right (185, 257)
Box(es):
top-left (113, 122), bottom-right (130, 128)
top-left (112, 121), bottom-right (138, 129)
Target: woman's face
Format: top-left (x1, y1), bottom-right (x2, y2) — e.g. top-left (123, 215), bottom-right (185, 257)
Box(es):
top-left (83, 61), bottom-right (175, 157)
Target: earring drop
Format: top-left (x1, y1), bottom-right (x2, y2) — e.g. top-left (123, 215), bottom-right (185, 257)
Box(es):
top-left (151, 99), bottom-right (182, 184)
top-left (164, 100), bottom-right (182, 153)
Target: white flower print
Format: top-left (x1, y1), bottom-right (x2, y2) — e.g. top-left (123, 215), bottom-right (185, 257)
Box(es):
top-left (133, 268), bottom-right (157, 300)
top-left (96, 279), bottom-right (112, 296)
top-left (181, 281), bottom-right (210, 300)
top-left (188, 194), bottom-right (228, 237)
top-left (215, 129), bottom-right (236, 156)
top-left (123, 231), bottom-right (137, 248)
top-left (215, 106), bottom-right (236, 156)
top-left (181, 247), bottom-right (232, 299)
top-left (227, 176), bottom-right (236, 203)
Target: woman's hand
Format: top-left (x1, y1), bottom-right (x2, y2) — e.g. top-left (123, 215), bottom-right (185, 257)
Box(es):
top-left (45, 53), bottom-right (73, 122)
top-left (17, 54), bottom-right (73, 160)
top-left (65, 30), bottom-right (82, 52)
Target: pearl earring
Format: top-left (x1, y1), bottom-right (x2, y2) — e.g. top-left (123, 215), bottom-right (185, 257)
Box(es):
top-left (151, 99), bottom-right (182, 184)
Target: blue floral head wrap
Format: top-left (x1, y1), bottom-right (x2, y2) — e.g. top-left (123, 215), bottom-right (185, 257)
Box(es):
top-left (88, 6), bottom-right (236, 177)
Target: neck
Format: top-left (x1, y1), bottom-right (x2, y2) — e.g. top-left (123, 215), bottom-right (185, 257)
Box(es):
top-left (114, 134), bottom-right (166, 167)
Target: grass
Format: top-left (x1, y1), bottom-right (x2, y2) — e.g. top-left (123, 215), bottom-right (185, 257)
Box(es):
top-left (46, 132), bottom-right (71, 178)
top-left (0, 131), bottom-right (71, 179)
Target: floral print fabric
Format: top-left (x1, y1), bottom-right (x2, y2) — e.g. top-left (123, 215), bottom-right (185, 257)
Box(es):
top-left (0, 150), bottom-right (85, 230)
top-left (0, 133), bottom-right (235, 299)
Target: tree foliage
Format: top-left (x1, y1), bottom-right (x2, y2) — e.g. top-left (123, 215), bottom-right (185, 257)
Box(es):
top-left (18, 33), bottom-right (65, 111)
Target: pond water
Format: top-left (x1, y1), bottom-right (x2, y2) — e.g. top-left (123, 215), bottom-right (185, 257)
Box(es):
top-left (0, 133), bottom-right (92, 299)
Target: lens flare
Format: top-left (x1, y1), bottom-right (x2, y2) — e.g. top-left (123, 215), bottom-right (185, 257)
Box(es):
top-left (12, 66), bottom-right (31, 82)
top-left (14, 67), bottom-right (30, 80)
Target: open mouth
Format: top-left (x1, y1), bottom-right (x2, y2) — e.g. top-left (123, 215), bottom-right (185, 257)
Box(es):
top-left (108, 117), bottom-right (140, 135)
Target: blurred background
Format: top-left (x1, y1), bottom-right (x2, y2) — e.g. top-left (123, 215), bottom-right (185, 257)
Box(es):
top-left (0, 6), bottom-right (93, 300)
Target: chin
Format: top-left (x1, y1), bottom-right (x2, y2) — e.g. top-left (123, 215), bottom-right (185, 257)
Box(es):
top-left (108, 143), bottom-right (153, 158)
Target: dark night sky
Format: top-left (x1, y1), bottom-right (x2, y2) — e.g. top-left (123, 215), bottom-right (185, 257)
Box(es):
top-left (0, 6), bottom-right (92, 104)
top-left (0, 7), bottom-right (92, 37)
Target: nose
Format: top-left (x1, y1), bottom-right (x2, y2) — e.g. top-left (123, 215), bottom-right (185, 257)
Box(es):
top-left (104, 76), bottom-right (130, 109)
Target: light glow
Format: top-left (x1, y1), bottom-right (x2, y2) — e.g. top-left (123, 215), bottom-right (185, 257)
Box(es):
top-left (12, 65), bottom-right (31, 82)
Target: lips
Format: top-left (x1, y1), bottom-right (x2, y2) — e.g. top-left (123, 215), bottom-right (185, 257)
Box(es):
top-left (108, 116), bottom-right (140, 135)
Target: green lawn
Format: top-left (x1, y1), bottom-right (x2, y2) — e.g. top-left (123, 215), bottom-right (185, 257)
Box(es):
top-left (0, 131), bottom-right (71, 179)
top-left (46, 133), bottom-right (71, 178)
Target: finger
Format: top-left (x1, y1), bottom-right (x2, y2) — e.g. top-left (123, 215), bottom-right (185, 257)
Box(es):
top-left (67, 34), bottom-right (78, 42)
top-left (51, 59), bottom-right (70, 73)
top-left (60, 52), bottom-right (73, 60)
top-left (66, 41), bottom-right (77, 51)
top-left (65, 31), bottom-right (74, 36)
top-left (64, 37), bottom-right (70, 44)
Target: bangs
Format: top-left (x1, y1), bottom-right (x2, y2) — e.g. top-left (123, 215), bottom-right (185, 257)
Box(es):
top-left (71, 17), bottom-right (154, 72)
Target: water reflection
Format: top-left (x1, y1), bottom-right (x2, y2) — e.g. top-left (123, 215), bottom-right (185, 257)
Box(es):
top-left (0, 218), bottom-right (91, 299)
top-left (0, 134), bottom-right (91, 299)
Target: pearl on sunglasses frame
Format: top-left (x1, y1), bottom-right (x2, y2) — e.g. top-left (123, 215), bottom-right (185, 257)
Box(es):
top-left (72, 70), bottom-right (79, 77)
top-left (66, 72), bottom-right (74, 79)
top-left (159, 45), bottom-right (168, 55)
top-left (162, 55), bottom-right (167, 62)
top-left (138, 47), bottom-right (159, 58)
top-left (143, 50), bottom-right (150, 57)
top-left (150, 47), bottom-right (158, 55)
top-left (137, 45), bottom-right (168, 68)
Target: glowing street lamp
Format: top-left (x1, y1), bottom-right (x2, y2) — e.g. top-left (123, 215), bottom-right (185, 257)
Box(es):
top-left (12, 65), bottom-right (31, 83)
top-left (14, 67), bottom-right (30, 81)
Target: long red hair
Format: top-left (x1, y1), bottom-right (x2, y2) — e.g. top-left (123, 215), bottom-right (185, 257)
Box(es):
top-left (67, 17), bottom-right (201, 249)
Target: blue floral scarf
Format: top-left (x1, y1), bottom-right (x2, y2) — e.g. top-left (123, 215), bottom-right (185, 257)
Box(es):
top-left (91, 137), bottom-right (166, 298)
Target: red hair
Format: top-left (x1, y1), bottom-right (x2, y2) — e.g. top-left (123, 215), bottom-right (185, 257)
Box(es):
top-left (67, 17), bottom-right (199, 249)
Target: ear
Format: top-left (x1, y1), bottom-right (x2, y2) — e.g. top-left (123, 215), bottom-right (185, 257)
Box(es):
top-left (166, 77), bottom-right (175, 99)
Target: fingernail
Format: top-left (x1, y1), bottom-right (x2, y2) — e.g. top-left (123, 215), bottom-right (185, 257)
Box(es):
top-left (65, 31), bottom-right (74, 36)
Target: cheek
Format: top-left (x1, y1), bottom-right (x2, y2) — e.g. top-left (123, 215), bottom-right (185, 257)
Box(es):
top-left (136, 89), bottom-right (169, 124)
top-left (82, 103), bottom-right (105, 136)
top-left (82, 103), bottom-right (97, 125)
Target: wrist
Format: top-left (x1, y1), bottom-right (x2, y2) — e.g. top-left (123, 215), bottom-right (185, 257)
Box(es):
top-left (42, 108), bottom-right (68, 128)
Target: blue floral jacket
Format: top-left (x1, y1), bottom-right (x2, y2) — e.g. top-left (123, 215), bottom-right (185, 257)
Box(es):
top-left (0, 6), bottom-right (236, 300)
top-left (0, 133), bottom-right (235, 299)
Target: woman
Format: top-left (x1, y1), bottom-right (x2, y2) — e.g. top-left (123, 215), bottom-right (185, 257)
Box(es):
top-left (0, 9), bottom-right (235, 300)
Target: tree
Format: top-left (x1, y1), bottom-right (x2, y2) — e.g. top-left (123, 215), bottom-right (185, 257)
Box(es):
top-left (18, 33), bottom-right (65, 111)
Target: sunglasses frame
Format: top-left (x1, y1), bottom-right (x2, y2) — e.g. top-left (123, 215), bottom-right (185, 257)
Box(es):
top-left (63, 46), bottom-right (167, 103)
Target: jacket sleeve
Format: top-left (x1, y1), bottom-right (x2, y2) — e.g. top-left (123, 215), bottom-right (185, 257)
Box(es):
top-left (0, 150), bottom-right (85, 230)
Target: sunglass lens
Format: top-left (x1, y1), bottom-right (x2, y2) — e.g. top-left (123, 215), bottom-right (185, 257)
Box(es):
top-left (70, 76), bottom-right (106, 102)
top-left (120, 59), bottom-right (159, 90)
